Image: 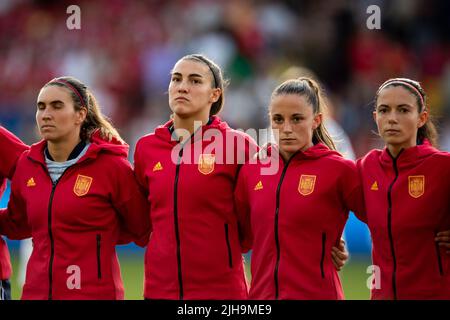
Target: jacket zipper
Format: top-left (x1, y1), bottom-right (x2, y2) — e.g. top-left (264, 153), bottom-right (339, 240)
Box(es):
top-left (174, 148), bottom-right (184, 300)
top-left (224, 224), bottom-right (233, 268)
top-left (273, 154), bottom-right (296, 300)
top-left (47, 182), bottom-right (57, 300)
top-left (30, 158), bottom-right (81, 300)
top-left (387, 150), bottom-right (402, 300)
top-left (47, 170), bottom-right (73, 300)
top-left (171, 125), bottom-right (205, 300)
top-left (434, 238), bottom-right (444, 276)
top-left (96, 234), bottom-right (102, 279)
top-left (320, 232), bottom-right (326, 278)
top-left (28, 155), bottom-right (91, 300)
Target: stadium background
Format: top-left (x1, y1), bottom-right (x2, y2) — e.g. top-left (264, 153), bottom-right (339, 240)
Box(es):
top-left (0, 0), bottom-right (449, 299)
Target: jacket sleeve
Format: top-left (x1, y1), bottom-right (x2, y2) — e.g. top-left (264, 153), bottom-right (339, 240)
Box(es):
top-left (0, 126), bottom-right (29, 179)
top-left (234, 164), bottom-right (253, 253)
top-left (236, 131), bottom-right (259, 165)
top-left (0, 178), bottom-right (5, 197)
top-left (133, 139), bottom-right (149, 197)
top-left (342, 159), bottom-right (367, 223)
top-left (110, 156), bottom-right (151, 247)
top-left (0, 168), bottom-right (32, 240)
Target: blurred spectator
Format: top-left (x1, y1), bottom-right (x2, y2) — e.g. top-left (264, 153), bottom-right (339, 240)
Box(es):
top-left (0, 0), bottom-right (448, 158)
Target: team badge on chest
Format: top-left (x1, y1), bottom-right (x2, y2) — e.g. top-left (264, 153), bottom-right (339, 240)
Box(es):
top-left (408, 175), bottom-right (424, 198)
top-left (298, 175), bottom-right (316, 196)
top-left (73, 175), bottom-right (93, 197)
top-left (198, 154), bottom-right (215, 175)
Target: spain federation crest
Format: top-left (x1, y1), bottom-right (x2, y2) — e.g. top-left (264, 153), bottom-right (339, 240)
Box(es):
top-left (198, 154), bottom-right (215, 175)
top-left (408, 175), bottom-right (424, 198)
top-left (298, 175), bottom-right (316, 196)
top-left (73, 175), bottom-right (93, 197)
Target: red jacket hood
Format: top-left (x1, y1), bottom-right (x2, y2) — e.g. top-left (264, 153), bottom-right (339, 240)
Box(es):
top-left (379, 140), bottom-right (439, 171)
top-left (267, 142), bottom-right (342, 161)
top-left (153, 115), bottom-right (231, 143)
top-left (27, 129), bottom-right (129, 165)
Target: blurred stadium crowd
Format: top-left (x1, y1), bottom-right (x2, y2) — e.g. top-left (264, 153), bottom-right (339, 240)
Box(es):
top-left (0, 0), bottom-right (449, 158)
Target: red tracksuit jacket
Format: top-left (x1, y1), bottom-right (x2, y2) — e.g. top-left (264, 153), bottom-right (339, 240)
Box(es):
top-left (134, 116), bottom-right (256, 299)
top-left (0, 126), bottom-right (28, 280)
top-left (357, 141), bottom-right (450, 299)
top-left (235, 143), bottom-right (364, 300)
top-left (0, 131), bottom-right (150, 299)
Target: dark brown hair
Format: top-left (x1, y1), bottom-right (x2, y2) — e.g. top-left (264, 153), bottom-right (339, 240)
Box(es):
top-left (178, 54), bottom-right (228, 116)
top-left (375, 78), bottom-right (438, 147)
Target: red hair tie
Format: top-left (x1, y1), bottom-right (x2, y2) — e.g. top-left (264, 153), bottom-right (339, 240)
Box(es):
top-left (51, 79), bottom-right (88, 109)
top-left (378, 79), bottom-right (425, 112)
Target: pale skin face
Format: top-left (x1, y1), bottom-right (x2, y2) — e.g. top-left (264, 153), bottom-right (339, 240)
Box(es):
top-left (374, 86), bottom-right (428, 158)
top-left (36, 85), bottom-right (87, 160)
top-left (270, 94), bottom-right (322, 161)
top-left (168, 59), bottom-right (221, 134)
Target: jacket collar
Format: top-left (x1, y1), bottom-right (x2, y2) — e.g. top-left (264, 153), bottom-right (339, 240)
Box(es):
top-left (154, 115), bottom-right (230, 145)
top-left (27, 129), bottom-right (129, 166)
top-left (267, 142), bottom-right (341, 164)
top-left (379, 139), bottom-right (438, 171)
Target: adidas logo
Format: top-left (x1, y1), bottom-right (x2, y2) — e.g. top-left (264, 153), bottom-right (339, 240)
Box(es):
top-left (254, 181), bottom-right (263, 191)
top-left (153, 162), bottom-right (163, 172)
top-left (371, 181), bottom-right (378, 191)
top-left (27, 177), bottom-right (36, 187)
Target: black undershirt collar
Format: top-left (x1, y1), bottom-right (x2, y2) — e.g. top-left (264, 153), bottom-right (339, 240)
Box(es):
top-left (45, 140), bottom-right (87, 161)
